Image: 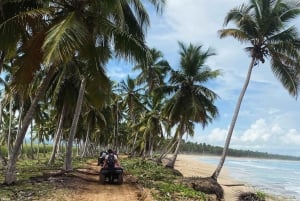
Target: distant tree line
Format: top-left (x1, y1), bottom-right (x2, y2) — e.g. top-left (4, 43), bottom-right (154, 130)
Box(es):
top-left (179, 141), bottom-right (300, 161)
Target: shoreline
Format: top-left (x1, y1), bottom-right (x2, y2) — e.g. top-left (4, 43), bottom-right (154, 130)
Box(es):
top-left (174, 154), bottom-right (292, 201)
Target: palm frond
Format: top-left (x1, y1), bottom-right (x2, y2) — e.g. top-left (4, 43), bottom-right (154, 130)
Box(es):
top-left (0, 8), bottom-right (50, 56)
top-left (270, 55), bottom-right (299, 97)
top-left (218, 29), bottom-right (249, 43)
top-left (12, 31), bottom-right (45, 89)
top-left (278, 1), bottom-right (300, 23)
top-left (223, 4), bottom-right (251, 26)
top-left (43, 11), bottom-right (89, 65)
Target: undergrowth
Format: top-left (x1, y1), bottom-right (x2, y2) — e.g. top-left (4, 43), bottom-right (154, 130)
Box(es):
top-left (122, 157), bottom-right (207, 201)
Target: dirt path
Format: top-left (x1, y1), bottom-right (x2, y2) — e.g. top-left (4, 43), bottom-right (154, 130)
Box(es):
top-left (41, 161), bottom-right (153, 201)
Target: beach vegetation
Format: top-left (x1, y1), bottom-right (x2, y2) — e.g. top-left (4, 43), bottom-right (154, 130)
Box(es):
top-left (256, 191), bottom-right (267, 200)
top-left (237, 191), bottom-right (266, 201)
top-left (212, 0), bottom-right (300, 180)
top-left (154, 182), bottom-right (207, 201)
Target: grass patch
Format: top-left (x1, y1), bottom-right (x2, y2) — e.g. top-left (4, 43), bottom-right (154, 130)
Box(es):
top-left (0, 153), bottom-right (94, 201)
top-left (154, 182), bottom-right (207, 201)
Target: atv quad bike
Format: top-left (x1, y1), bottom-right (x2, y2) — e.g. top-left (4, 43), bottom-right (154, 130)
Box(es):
top-left (99, 167), bottom-right (123, 185)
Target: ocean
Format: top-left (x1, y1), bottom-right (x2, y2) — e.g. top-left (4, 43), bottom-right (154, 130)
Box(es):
top-left (197, 156), bottom-right (300, 201)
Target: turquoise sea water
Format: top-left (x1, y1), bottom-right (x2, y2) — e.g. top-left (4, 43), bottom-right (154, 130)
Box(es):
top-left (197, 156), bottom-right (300, 201)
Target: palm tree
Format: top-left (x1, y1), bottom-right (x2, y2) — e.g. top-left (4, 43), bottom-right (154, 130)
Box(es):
top-left (134, 48), bottom-right (171, 93)
top-left (128, 85), bottom-right (169, 158)
top-left (163, 42), bottom-right (220, 168)
top-left (211, 0), bottom-right (300, 180)
top-left (118, 76), bottom-right (145, 154)
top-left (2, 0), bottom-right (166, 184)
top-left (131, 48), bottom-right (171, 157)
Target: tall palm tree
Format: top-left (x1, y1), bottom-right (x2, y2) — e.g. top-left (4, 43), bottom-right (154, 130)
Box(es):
top-left (163, 42), bottom-right (220, 168)
top-left (131, 48), bottom-right (170, 157)
top-left (212, 0), bottom-right (300, 180)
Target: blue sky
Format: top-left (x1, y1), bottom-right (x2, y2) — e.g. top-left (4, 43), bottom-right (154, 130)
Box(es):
top-left (107, 0), bottom-right (300, 156)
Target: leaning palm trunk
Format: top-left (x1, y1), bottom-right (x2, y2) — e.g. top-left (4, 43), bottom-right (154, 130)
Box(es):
top-left (81, 123), bottom-right (90, 158)
top-left (63, 78), bottom-right (86, 171)
top-left (211, 58), bottom-right (255, 180)
top-left (4, 65), bottom-right (57, 184)
top-left (166, 134), bottom-right (182, 168)
top-left (16, 103), bottom-right (24, 141)
top-left (48, 103), bottom-right (66, 165)
top-left (157, 138), bottom-right (177, 163)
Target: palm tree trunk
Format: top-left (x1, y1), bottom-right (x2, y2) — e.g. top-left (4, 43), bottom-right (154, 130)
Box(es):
top-left (16, 103), bottom-right (24, 142)
top-left (4, 65), bottom-right (56, 185)
top-left (157, 138), bottom-right (177, 163)
top-left (211, 58), bottom-right (255, 180)
top-left (36, 129), bottom-right (40, 160)
top-left (166, 134), bottom-right (182, 168)
top-left (30, 122), bottom-right (34, 159)
top-left (149, 136), bottom-right (154, 158)
top-left (0, 51), bottom-right (5, 72)
top-left (76, 139), bottom-right (79, 156)
top-left (114, 101), bottom-right (119, 152)
top-left (63, 78), bottom-right (86, 171)
top-left (43, 140), bottom-right (46, 157)
top-left (48, 103), bottom-right (66, 165)
top-left (131, 131), bottom-right (138, 155)
top-left (81, 123), bottom-right (90, 158)
top-left (0, 99), bottom-right (3, 133)
top-left (7, 98), bottom-right (12, 160)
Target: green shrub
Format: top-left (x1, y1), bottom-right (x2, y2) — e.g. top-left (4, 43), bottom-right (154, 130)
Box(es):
top-left (122, 157), bottom-right (207, 201)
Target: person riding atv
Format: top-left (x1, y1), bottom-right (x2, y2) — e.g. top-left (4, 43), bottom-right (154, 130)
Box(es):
top-left (97, 150), bottom-right (107, 166)
top-left (99, 149), bottom-right (123, 184)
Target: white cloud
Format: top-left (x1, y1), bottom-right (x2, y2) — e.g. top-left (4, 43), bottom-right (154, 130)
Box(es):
top-left (240, 119), bottom-right (271, 142)
top-left (280, 129), bottom-right (300, 145)
top-left (206, 128), bottom-right (228, 143)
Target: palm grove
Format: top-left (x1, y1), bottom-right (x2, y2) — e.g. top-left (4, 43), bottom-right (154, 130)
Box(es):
top-left (0, 0), bottom-right (300, 186)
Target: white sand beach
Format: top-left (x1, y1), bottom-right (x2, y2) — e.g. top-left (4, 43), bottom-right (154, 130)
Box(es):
top-left (174, 154), bottom-right (285, 201)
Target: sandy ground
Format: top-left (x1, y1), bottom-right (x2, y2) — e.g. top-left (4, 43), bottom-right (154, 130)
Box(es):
top-left (41, 160), bottom-right (153, 201)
